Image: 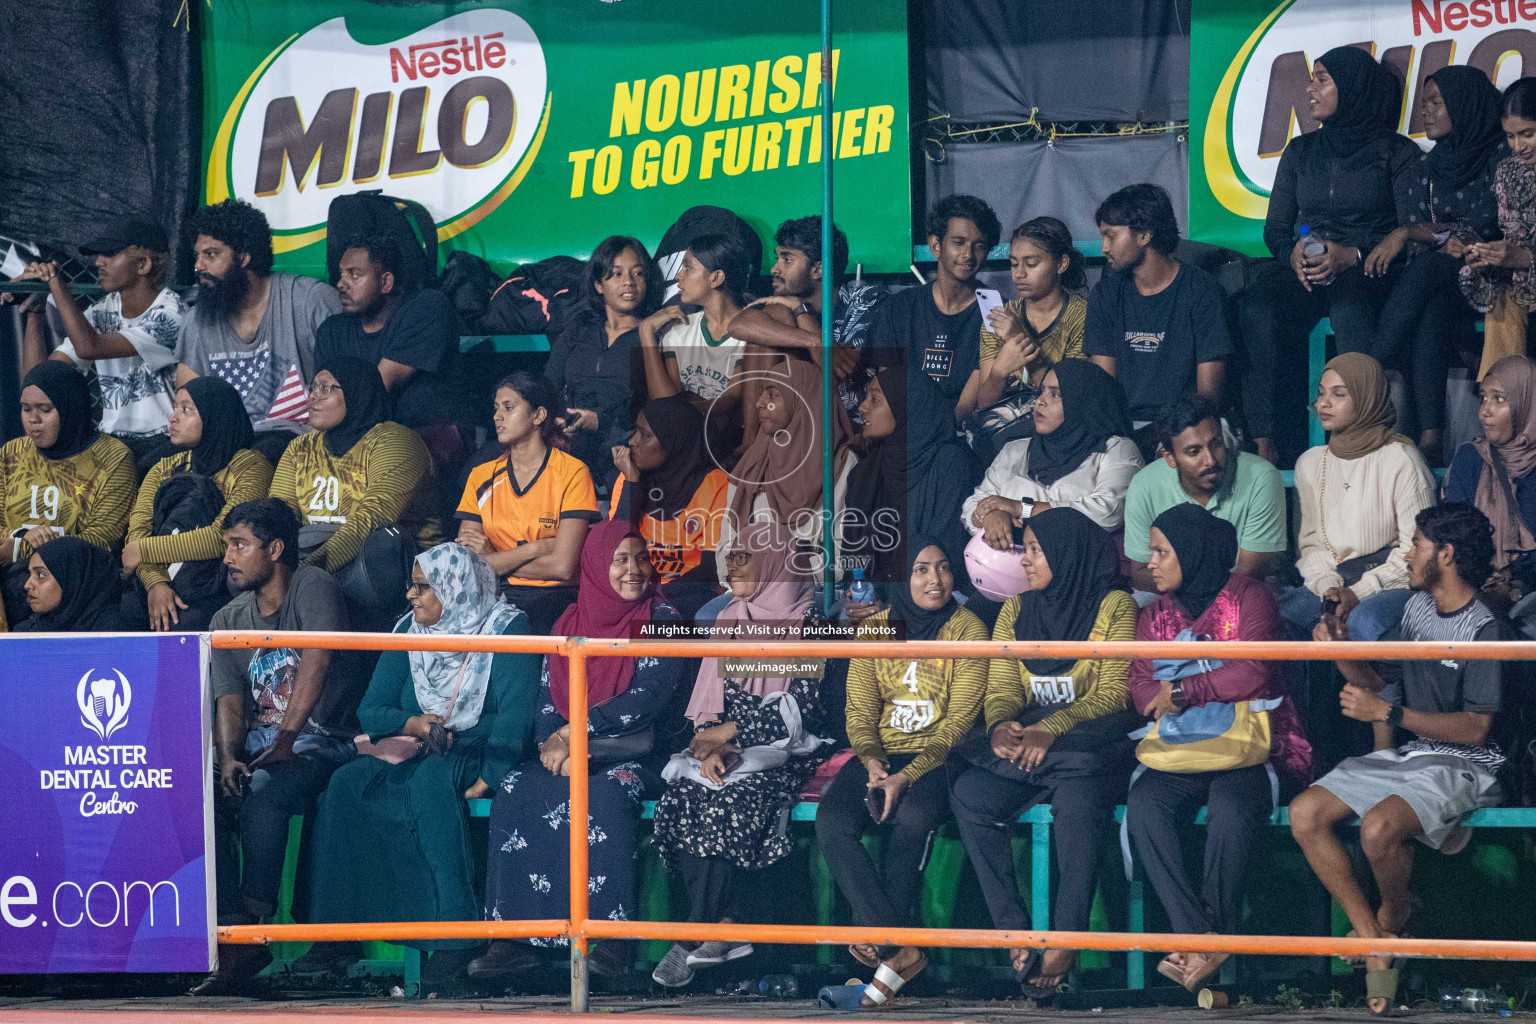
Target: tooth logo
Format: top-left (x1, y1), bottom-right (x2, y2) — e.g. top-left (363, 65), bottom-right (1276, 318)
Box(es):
top-left (208, 10), bottom-right (550, 254)
top-left (77, 670), bottom-right (132, 742)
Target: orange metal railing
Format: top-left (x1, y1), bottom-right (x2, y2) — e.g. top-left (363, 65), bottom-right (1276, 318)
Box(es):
top-left (210, 630), bottom-right (1536, 1009)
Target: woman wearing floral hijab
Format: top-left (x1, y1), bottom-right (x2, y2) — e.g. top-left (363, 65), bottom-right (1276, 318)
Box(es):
top-left (298, 544), bottom-right (540, 986)
top-left (471, 520), bottom-right (689, 983)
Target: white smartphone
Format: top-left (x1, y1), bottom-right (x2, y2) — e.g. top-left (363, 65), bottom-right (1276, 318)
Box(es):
top-left (975, 288), bottom-right (1004, 322)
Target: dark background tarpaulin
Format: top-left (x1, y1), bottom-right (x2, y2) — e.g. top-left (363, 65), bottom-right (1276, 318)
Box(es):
top-left (0, 0), bottom-right (198, 259)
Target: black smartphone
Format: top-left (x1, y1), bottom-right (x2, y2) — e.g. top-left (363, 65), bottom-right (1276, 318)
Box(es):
top-left (1321, 595), bottom-right (1339, 617)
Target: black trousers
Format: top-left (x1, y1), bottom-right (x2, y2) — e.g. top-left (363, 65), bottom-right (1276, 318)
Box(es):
top-left (215, 753), bottom-right (337, 922)
top-left (672, 851), bottom-right (739, 944)
top-left (1238, 259), bottom-right (1397, 446)
top-left (500, 583), bottom-right (579, 635)
top-left (1355, 251), bottom-right (1469, 434)
top-left (118, 580), bottom-right (228, 632)
top-left (1124, 764), bottom-right (1274, 935)
top-left (951, 766), bottom-right (1116, 933)
top-left (814, 753), bottom-right (952, 934)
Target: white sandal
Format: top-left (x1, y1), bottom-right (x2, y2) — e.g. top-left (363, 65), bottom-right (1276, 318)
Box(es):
top-left (860, 950), bottom-right (927, 1010)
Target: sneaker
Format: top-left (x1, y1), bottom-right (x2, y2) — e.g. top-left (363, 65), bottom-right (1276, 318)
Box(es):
top-left (188, 944), bottom-right (273, 996)
top-left (685, 940), bottom-right (754, 967)
top-left (287, 941), bottom-right (362, 978)
top-left (468, 940), bottom-right (546, 980)
top-left (651, 943), bottom-right (695, 988)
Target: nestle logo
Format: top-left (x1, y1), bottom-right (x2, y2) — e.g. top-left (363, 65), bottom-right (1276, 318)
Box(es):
top-left (389, 33), bottom-right (507, 83)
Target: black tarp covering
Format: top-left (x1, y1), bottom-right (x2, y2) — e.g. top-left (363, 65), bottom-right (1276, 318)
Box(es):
top-left (925, 0), bottom-right (1192, 122)
top-left (0, 0), bottom-right (198, 260)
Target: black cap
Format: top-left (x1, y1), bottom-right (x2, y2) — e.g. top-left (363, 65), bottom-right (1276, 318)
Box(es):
top-left (79, 214), bottom-right (169, 257)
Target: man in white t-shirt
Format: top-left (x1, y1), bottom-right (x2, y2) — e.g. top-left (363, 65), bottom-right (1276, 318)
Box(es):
top-left (17, 214), bottom-right (186, 467)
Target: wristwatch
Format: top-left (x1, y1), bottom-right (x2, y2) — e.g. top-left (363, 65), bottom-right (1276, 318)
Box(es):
top-left (793, 302), bottom-right (814, 319)
top-left (1385, 704), bottom-right (1404, 729)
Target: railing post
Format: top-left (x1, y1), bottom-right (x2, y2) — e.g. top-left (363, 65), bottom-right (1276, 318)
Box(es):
top-left (568, 643), bottom-right (590, 1013)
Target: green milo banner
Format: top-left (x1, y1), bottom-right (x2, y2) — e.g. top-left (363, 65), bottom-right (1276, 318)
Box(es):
top-left (1191, 0), bottom-right (1532, 256)
top-left (201, 0), bottom-right (910, 277)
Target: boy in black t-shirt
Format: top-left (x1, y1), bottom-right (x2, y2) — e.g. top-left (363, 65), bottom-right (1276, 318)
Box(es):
top-left (1290, 504), bottom-right (1508, 1015)
top-left (1084, 184), bottom-right (1231, 447)
top-left (315, 236), bottom-right (461, 430)
top-left (869, 194), bottom-right (1000, 423)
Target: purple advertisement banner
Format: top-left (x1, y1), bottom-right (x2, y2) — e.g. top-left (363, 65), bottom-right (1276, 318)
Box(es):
top-left (0, 634), bottom-right (214, 973)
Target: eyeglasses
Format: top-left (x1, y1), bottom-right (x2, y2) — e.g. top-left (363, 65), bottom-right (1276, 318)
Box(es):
top-left (724, 552), bottom-right (752, 568)
top-left (308, 383), bottom-right (343, 398)
top-left (406, 580), bottom-right (434, 596)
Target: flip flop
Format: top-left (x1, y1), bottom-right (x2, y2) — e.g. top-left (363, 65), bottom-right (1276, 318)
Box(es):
top-left (1366, 965), bottom-right (1401, 1016)
top-left (1011, 947), bottom-right (1042, 985)
top-left (848, 944), bottom-right (880, 969)
top-left (1176, 951), bottom-right (1230, 994)
top-left (860, 949), bottom-right (927, 1010)
top-left (1156, 953), bottom-right (1189, 986)
top-left (1019, 950), bottom-right (1074, 1001)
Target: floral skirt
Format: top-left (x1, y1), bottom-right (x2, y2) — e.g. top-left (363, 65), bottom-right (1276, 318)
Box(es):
top-left (484, 760), bottom-right (646, 945)
top-left (651, 760), bottom-right (815, 872)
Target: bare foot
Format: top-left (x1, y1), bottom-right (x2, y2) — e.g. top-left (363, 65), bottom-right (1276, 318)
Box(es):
top-left (1365, 932), bottom-right (1400, 1015)
top-left (1009, 947), bottom-right (1034, 974)
top-left (1027, 948), bottom-right (1075, 991)
top-left (1179, 950), bottom-right (1230, 993)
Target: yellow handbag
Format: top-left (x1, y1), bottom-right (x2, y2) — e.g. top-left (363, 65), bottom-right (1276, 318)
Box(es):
top-left (1132, 697), bottom-right (1282, 774)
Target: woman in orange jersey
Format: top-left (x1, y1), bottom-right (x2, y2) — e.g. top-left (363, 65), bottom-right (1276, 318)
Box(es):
top-left (611, 394), bottom-right (728, 620)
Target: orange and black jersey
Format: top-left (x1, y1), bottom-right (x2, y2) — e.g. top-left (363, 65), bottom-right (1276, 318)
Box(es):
top-left (458, 447), bottom-right (599, 586)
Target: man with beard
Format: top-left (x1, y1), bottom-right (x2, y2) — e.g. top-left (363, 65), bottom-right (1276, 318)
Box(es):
top-left (1291, 503), bottom-right (1511, 1016)
top-left (174, 199), bottom-right (340, 464)
top-left (314, 236), bottom-right (460, 430)
top-left (869, 195), bottom-right (1000, 423)
top-left (1121, 394), bottom-right (1285, 594)
top-left (194, 498), bottom-right (361, 995)
top-left (1084, 184), bottom-right (1232, 458)
top-left (16, 215), bottom-right (186, 467)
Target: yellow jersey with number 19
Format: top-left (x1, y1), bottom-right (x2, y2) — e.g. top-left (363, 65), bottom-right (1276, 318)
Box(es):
top-left (0, 433), bottom-right (135, 560)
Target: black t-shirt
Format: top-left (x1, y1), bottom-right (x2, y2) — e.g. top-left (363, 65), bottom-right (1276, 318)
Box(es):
top-left (868, 284), bottom-right (980, 411)
top-left (1083, 262), bottom-right (1234, 423)
top-left (314, 288), bottom-right (461, 428)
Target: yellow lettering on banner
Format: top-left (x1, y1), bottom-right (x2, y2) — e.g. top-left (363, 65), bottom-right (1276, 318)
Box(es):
top-left (681, 69), bottom-right (716, 127)
top-left (593, 145), bottom-right (622, 195)
top-left (752, 121), bottom-right (783, 171)
top-left (568, 148), bottom-right (595, 197)
top-left (838, 108), bottom-right (864, 158)
top-left (646, 74), bottom-right (680, 133)
top-left (662, 135), bottom-right (692, 184)
top-left (750, 59), bottom-right (771, 117)
top-left (769, 55), bottom-right (803, 113)
top-left (611, 81), bottom-right (644, 137)
top-left (801, 49), bottom-right (841, 108)
top-left (864, 104), bottom-right (894, 154)
top-left (716, 64), bottom-right (750, 121)
top-left (784, 116), bottom-right (813, 166)
top-left (699, 129), bottom-right (726, 179)
top-left (631, 139), bottom-right (661, 189)
top-left (723, 125), bottom-right (753, 175)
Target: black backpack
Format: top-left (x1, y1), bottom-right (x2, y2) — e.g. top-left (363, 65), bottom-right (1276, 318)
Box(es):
top-left (148, 470), bottom-right (229, 604)
top-left (481, 255), bottom-right (588, 337)
top-left (438, 250), bottom-right (506, 333)
top-left (326, 191), bottom-right (439, 292)
top-left (655, 205), bottom-right (765, 292)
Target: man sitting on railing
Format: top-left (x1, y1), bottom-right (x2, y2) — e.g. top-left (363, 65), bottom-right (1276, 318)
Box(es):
top-left (1290, 503), bottom-right (1509, 1016)
top-left (192, 498), bottom-right (365, 996)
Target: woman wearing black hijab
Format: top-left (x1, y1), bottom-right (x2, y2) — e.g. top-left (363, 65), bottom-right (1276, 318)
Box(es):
top-left (1363, 65), bottom-right (1506, 460)
top-left (963, 358), bottom-right (1140, 550)
top-left (847, 365), bottom-right (979, 587)
top-left (271, 357), bottom-right (440, 624)
top-left (950, 508), bottom-right (1141, 1000)
top-left (121, 376), bottom-right (275, 630)
top-left (1124, 503), bottom-right (1311, 993)
top-left (816, 537), bottom-right (987, 1006)
top-left (1239, 45), bottom-right (1421, 464)
top-left (610, 394), bottom-right (730, 618)
top-left (15, 536), bottom-right (125, 632)
top-left (0, 362), bottom-right (135, 627)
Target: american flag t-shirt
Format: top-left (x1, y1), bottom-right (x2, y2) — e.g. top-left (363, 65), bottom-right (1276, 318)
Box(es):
top-left (267, 364), bottom-right (310, 424)
top-left (208, 343), bottom-right (277, 421)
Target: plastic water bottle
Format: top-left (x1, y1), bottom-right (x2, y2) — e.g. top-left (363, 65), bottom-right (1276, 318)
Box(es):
top-left (847, 568), bottom-right (875, 605)
top-left (1462, 989), bottom-right (1513, 1013)
top-left (1300, 223), bottom-right (1327, 259)
top-left (758, 974), bottom-right (800, 1000)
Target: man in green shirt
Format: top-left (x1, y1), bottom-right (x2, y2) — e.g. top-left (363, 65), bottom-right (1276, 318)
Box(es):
top-left (1122, 395), bottom-right (1286, 593)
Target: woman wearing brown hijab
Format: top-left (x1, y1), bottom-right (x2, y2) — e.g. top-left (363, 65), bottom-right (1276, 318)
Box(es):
top-left (1283, 353), bottom-right (1437, 643)
top-left (1444, 354), bottom-right (1536, 610)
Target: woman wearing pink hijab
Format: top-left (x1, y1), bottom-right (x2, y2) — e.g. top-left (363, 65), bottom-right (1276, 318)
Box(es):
top-left (649, 521), bottom-right (832, 988)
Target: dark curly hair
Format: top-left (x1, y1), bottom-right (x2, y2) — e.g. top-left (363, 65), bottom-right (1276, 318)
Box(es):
top-left (1156, 393), bottom-right (1223, 453)
top-left (584, 235), bottom-right (663, 317)
top-left (1417, 503), bottom-right (1496, 589)
top-left (495, 372), bottom-right (567, 450)
top-left (774, 216), bottom-right (850, 279)
top-left (191, 199), bottom-right (275, 276)
top-left (1010, 216), bottom-right (1087, 291)
top-left (341, 234), bottom-right (407, 293)
top-left (1094, 183), bottom-right (1181, 256)
top-left (222, 498), bottom-right (299, 568)
top-left (925, 194), bottom-right (1001, 251)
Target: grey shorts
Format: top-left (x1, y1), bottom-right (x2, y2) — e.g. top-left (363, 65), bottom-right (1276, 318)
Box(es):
top-left (1314, 749), bottom-right (1501, 851)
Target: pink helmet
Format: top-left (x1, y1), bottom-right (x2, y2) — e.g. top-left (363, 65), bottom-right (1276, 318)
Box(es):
top-left (964, 532), bottom-right (1030, 602)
